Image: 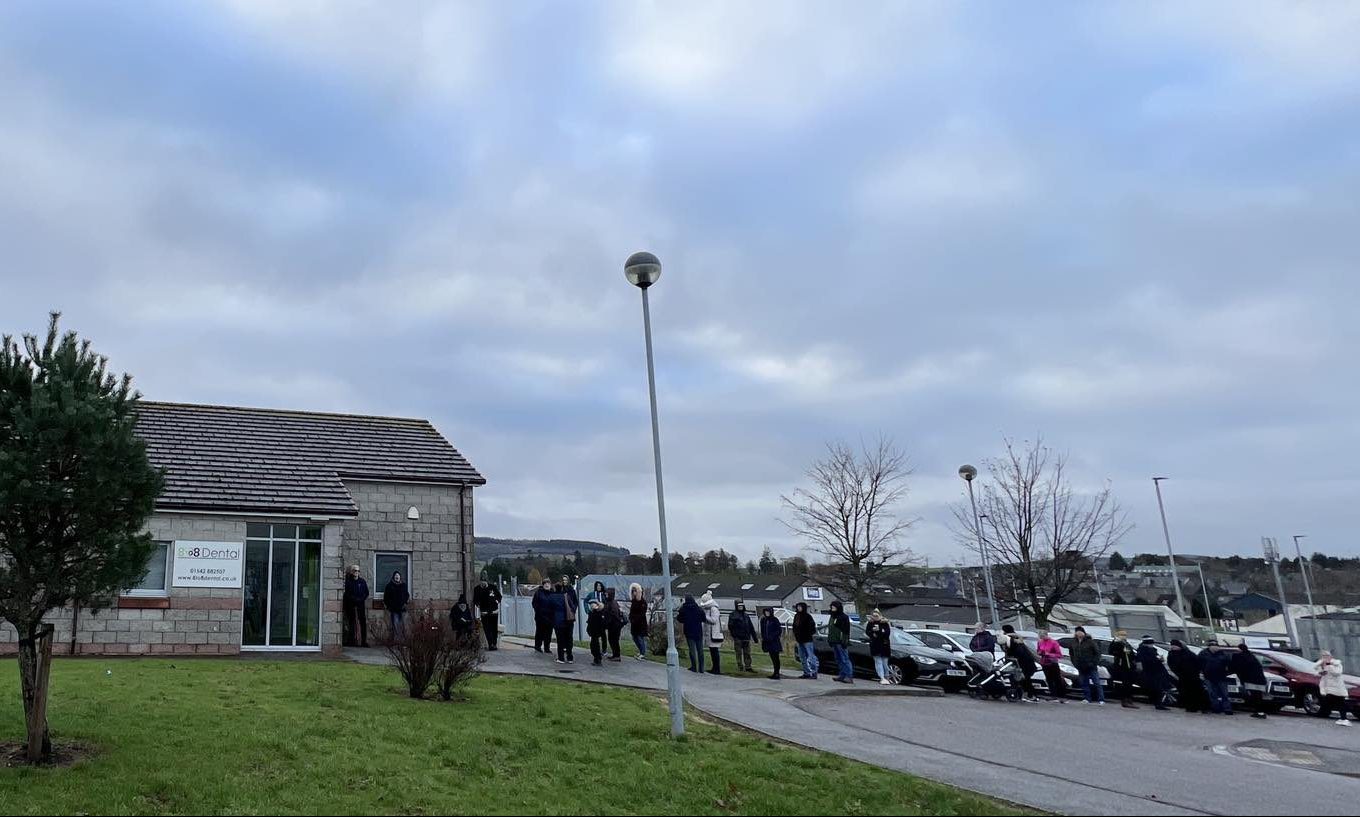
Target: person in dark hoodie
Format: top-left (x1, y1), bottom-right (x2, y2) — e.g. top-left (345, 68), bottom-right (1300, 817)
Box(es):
top-left (827, 601), bottom-right (854, 684)
top-left (1198, 640), bottom-right (1233, 714)
top-left (450, 594), bottom-right (476, 643)
top-left (603, 587), bottom-right (626, 661)
top-left (586, 599), bottom-right (607, 666)
top-left (1109, 630), bottom-right (1140, 709)
top-left (676, 595), bottom-right (706, 672)
top-left (1136, 636), bottom-right (1171, 710)
top-left (383, 571), bottom-right (410, 635)
top-left (866, 610), bottom-right (893, 685)
top-left (628, 583), bottom-right (649, 659)
top-left (728, 602), bottom-right (757, 672)
top-left (342, 565), bottom-right (370, 648)
top-left (472, 579), bottom-right (501, 651)
top-left (760, 608), bottom-right (784, 680)
top-left (1232, 643), bottom-right (1270, 719)
top-left (1004, 631), bottom-right (1040, 703)
top-left (1167, 640), bottom-right (1207, 713)
top-left (792, 602), bottom-right (819, 680)
top-left (551, 582), bottom-right (576, 665)
top-left (531, 578), bottom-right (554, 654)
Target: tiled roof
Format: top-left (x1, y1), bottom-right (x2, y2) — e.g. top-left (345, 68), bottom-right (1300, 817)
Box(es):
top-left (670, 574), bottom-right (812, 599)
top-left (135, 401), bottom-right (485, 516)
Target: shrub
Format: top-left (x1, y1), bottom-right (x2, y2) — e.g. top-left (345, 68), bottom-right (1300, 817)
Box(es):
top-left (384, 611), bottom-right (446, 699)
top-left (646, 597), bottom-right (679, 657)
top-left (437, 630), bottom-right (486, 701)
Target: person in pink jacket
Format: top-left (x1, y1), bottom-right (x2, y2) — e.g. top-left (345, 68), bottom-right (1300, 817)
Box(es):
top-left (1036, 630), bottom-right (1069, 700)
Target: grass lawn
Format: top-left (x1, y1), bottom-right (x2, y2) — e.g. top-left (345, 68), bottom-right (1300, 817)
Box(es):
top-left (0, 658), bottom-right (1026, 816)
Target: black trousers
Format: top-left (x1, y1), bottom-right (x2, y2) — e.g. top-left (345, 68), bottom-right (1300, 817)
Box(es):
top-left (342, 601), bottom-right (368, 647)
top-left (1321, 694), bottom-right (1351, 720)
top-left (708, 647), bottom-right (722, 674)
top-left (1042, 663), bottom-right (1068, 697)
top-left (607, 626), bottom-right (622, 658)
top-left (555, 626), bottom-right (574, 661)
top-left (768, 651), bottom-right (782, 678)
top-left (481, 613), bottom-right (498, 649)
top-left (534, 619), bottom-right (553, 652)
top-left (590, 634), bottom-right (605, 663)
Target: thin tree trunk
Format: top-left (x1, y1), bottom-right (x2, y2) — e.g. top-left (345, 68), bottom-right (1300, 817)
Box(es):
top-left (18, 623), bottom-right (54, 763)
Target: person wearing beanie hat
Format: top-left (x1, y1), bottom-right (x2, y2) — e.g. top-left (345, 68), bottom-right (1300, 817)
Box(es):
top-left (1198, 639), bottom-right (1233, 714)
top-left (1136, 636), bottom-right (1171, 710)
top-left (1168, 639), bottom-right (1207, 713)
top-left (1109, 630), bottom-right (1140, 708)
top-left (866, 610), bottom-right (893, 685)
top-left (792, 602), bottom-right (819, 680)
top-left (827, 601), bottom-right (855, 684)
top-left (1231, 643), bottom-right (1269, 719)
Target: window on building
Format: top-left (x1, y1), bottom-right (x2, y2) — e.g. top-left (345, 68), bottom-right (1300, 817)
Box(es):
top-left (740, 583), bottom-right (754, 590)
top-left (707, 583), bottom-right (721, 590)
top-left (676, 581), bottom-right (690, 589)
top-left (125, 541), bottom-right (170, 596)
top-left (374, 553), bottom-right (412, 599)
top-left (765, 584), bottom-right (780, 591)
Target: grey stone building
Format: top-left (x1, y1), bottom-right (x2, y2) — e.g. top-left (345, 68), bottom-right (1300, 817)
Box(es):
top-left (0, 401), bottom-right (484, 657)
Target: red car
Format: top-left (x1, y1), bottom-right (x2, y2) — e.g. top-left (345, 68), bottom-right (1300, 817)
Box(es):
top-left (1254, 650), bottom-right (1360, 716)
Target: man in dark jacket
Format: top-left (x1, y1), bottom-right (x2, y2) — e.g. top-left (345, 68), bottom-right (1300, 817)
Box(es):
top-left (1198, 641), bottom-right (1233, 714)
top-left (550, 584), bottom-right (576, 664)
top-left (1070, 627), bottom-right (1104, 705)
top-left (531, 579), bottom-right (554, 654)
top-left (1168, 640), bottom-right (1207, 713)
top-left (792, 602), bottom-right (819, 680)
top-left (342, 565), bottom-right (370, 648)
top-left (827, 601), bottom-right (854, 684)
top-left (728, 602), bottom-right (757, 672)
top-left (472, 580), bottom-right (502, 651)
top-left (1109, 630), bottom-right (1140, 709)
top-left (586, 600), bottom-right (607, 666)
top-left (969, 625), bottom-right (996, 654)
top-left (676, 595), bottom-right (706, 672)
top-left (1136, 637), bottom-right (1171, 710)
top-left (1231, 644), bottom-right (1269, 719)
top-left (760, 608), bottom-right (785, 680)
top-left (383, 572), bottom-right (410, 635)
top-left (450, 594), bottom-right (476, 642)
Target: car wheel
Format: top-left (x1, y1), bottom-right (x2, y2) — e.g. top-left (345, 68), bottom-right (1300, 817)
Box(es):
top-left (889, 659), bottom-right (916, 686)
top-left (1005, 685), bottom-right (1023, 702)
top-left (1301, 690), bottom-right (1322, 716)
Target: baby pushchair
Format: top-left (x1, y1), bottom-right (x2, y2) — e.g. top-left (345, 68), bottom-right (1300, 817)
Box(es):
top-left (967, 657), bottom-right (1024, 701)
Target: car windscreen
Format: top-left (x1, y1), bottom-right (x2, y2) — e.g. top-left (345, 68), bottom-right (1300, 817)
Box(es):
top-left (891, 630), bottom-right (926, 648)
top-left (1261, 651), bottom-right (1317, 672)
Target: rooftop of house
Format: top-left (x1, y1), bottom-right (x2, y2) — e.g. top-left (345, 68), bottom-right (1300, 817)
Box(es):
top-left (670, 574), bottom-right (812, 599)
top-left (136, 401), bottom-right (485, 517)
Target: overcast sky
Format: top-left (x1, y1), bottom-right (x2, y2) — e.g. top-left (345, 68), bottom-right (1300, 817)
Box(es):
top-left (2, 2), bottom-right (1358, 564)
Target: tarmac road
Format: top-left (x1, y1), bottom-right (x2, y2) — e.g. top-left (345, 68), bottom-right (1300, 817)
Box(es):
top-left (799, 694), bottom-right (1360, 816)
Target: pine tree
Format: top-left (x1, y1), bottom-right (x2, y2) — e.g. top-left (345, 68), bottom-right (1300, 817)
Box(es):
top-left (0, 314), bottom-right (163, 762)
top-left (1107, 551), bottom-right (1128, 571)
top-left (758, 546), bottom-right (779, 574)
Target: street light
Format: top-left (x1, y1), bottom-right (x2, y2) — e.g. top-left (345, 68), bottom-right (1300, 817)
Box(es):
top-left (1185, 560), bottom-right (1216, 639)
top-left (1262, 537), bottom-right (1300, 650)
top-left (1292, 534), bottom-right (1320, 653)
top-left (624, 251), bottom-right (683, 738)
top-left (1151, 477), bottom-right (1191, 634)
top-left (959, 465), bottom-right (999, 628)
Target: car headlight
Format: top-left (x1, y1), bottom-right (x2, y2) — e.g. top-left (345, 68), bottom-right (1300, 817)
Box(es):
top-left (916, 657), bottom-right (938, 666)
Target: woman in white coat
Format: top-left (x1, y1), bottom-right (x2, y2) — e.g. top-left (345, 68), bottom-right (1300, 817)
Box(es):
top-left (1315, 651), bottom-right (1352, 726)
top-left (699, 591), bottom-right (724, 675)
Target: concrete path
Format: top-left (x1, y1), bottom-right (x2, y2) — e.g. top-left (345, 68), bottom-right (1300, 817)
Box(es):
top-left (347, 640), bottom-right (1360, 816)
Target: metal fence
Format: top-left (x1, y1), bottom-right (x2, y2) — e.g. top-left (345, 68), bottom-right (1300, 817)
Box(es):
top-left (491, 574), bottom-right (674, 641)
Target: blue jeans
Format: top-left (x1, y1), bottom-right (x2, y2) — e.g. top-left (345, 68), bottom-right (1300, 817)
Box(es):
top-left (1079, 668), bottom-right (1104, 703)
top-left (388, 611), bottom-right (404, 634)
top-left (873, 655), bottom-right (890, 681)
top-left (632, 634), bottom-right (647, 656)
top-left (833, 645), bottom-right (854, 680)
top-left (686, 637), bottom-right (705, 672)
top-left (796, 642), bottom-right (819, 677)
top-left (1204, 679), bottom-right (1232, 713)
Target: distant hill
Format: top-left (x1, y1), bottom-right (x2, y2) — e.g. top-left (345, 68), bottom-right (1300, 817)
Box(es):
top-left (474, 537), bottom-right (631, 560)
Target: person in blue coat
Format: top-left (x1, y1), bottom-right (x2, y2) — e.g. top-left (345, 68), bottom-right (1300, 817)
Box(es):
top-left (1198, 640), bottom-right (1233, 715)
top-left (676, 595), bottom-right (706, 673)
top-left (760, 608), bottom-right (785, 680)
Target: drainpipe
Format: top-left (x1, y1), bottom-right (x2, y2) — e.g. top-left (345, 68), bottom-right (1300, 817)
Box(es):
top-left (460, 485), bottom-right (473, 604)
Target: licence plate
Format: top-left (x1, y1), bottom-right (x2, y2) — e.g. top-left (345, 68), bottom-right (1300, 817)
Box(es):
top-left (946, 669), bottom-right (968, 677)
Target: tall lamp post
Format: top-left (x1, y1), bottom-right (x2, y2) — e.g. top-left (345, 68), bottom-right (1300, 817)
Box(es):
top-left (624, 251), bottom-right (684, 737)
top-left (1187, 561), bottom-right (1215, 639)
top-left (1292, 534), bottom-right (1320, 653)
top-left (1262, 537), bottom-right (1299, 650)
top-left (1151, 477), bottom-right (1191, 633)
top-left (959, 465), bottom-right (999, 628)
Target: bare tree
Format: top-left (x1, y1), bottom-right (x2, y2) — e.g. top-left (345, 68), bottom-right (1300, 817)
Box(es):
top-left (952, 437), bottom-right (1131, 628)
top-left (781, 437), bottom-right (917, 612)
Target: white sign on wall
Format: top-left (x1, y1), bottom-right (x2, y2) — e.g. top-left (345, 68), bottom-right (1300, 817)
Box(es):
top-left (172, 541), bottom-right (244, 588)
